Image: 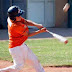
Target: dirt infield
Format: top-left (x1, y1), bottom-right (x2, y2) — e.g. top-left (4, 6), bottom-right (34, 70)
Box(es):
top-left (0, 60), bottom-right (72, 72)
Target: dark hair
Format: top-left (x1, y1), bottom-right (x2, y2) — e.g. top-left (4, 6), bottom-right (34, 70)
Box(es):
top-left (8, 13), bottom-right (16, 21)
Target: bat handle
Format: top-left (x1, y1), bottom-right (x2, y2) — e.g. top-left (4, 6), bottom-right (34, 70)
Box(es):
top-left (46, 30), bottom-right (53, 35)
top-left (46, 30), bottom-right (49, 32)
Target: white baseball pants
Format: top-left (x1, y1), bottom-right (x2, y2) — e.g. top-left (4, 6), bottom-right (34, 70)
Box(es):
top-left (0, 43), bottom-right (45, 72)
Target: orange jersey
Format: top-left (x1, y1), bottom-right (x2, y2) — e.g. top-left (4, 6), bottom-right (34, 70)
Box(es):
top-left (7, 17), bottom-right (29, 48)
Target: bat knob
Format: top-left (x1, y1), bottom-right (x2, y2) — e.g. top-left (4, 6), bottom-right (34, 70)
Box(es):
top-left (64, 40), bottom-right (68, 44)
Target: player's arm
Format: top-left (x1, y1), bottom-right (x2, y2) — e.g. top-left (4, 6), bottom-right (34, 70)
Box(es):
top-left (25, 20), bottom-right (43, 29)
top-left (63, 3), bottom-right (70, 12)
top-left (28, 27), bottom-right (46, 37)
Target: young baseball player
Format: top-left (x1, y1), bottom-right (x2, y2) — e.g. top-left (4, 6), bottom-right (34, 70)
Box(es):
top-left (0, 6), bottom-right (47, 72)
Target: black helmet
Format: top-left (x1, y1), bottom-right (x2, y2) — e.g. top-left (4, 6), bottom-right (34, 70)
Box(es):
top-left (7, 6), bottom-right (24, 20)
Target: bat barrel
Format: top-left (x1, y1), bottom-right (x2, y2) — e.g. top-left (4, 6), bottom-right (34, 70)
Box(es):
top-left (46, 30), bottom-right (68, 44)
top-left (64, 40), bottom-right (68, 44)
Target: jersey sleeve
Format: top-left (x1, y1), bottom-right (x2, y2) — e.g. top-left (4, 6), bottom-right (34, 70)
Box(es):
top-left (21, 17), bottom-right (26, 23)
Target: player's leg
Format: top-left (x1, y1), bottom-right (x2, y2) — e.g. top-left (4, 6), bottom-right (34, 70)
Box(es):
top-left (0, 46), bottom-right (25, 72)
top-left (23, 44), bottom-right (45, 72)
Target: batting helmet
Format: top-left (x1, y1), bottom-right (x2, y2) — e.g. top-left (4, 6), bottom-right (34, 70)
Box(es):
top-left (7, 6), bottom-right (24, 20)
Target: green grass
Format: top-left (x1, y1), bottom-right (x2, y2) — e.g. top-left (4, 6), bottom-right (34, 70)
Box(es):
top-left (0, 38), bottom-right (72, 66)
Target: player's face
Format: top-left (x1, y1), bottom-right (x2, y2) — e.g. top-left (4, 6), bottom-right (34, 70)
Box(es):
top-left (16, 16), bottom-right (22, 21)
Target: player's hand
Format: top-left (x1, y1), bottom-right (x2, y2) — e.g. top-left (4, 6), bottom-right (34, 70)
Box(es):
top-left (36, 24), bottom-right (43, 29)
top-left (63, 3), bottom-right (70, 12)
top-left (40, 27), bottom-right (47, 32)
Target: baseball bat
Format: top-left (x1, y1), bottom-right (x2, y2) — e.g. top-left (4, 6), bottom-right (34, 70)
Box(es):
top-left (46, 30), bottom-right (68, 44)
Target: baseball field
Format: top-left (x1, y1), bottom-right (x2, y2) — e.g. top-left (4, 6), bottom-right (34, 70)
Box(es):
top-left (0, 38), bottom-right (72, 72)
